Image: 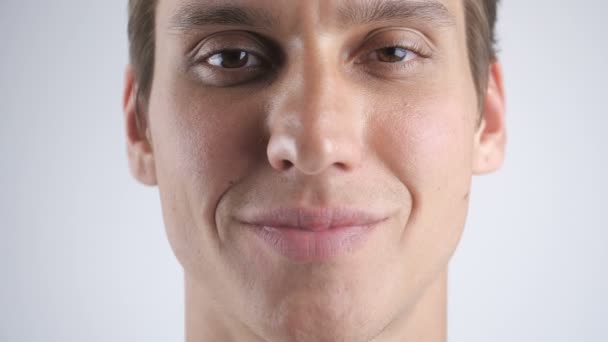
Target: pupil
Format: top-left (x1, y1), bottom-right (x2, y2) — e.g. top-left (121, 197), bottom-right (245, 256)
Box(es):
top-left (221, 50), bottom-right (248, 68)
top-left (379, 47), bottom-right (407, 62)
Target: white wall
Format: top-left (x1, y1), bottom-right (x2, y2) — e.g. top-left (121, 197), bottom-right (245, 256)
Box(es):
top-left (1, 1), bottom-right (606, 341)
top-left (450, 1), bottom-right (608, 341)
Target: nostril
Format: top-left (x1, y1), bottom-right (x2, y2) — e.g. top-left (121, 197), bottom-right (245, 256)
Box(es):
top-left (281, 160), bottom-right (294, 170)
top-left (335, 162), bottom-right (349, 171)
top-left (266, 135), bottom-right (298, 172)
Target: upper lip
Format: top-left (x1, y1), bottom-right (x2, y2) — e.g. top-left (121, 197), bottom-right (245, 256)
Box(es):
top-left (236, 207), bottom-right (389, 231)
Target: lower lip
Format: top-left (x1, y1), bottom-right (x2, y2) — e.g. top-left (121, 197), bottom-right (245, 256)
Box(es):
top-left (247, 223), bottom-right (379, 262)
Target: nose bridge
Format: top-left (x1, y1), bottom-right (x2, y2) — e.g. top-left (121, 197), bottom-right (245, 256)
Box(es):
top-left (295, 51), bottom-right (339, 135)
top-left (266, 44), bottom-right (364, 175)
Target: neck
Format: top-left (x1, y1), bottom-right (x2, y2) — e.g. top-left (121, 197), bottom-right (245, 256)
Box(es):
top-left (185, 269), bottom-right (448, 342)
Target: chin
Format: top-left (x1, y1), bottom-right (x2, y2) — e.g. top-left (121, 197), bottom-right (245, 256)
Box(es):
top-left (258, 287), bottom-right (392, 342)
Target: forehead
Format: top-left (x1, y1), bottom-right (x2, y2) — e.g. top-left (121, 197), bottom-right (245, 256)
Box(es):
top-left (157, 0), bottom-right (465, 34)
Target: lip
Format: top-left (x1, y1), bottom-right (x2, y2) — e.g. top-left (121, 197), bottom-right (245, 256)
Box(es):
top-left (237, 207), bottom-right (389, 262)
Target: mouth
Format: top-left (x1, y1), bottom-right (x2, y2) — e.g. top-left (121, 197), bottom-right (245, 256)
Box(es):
top-left (236, 207), bottom-right (389, 263)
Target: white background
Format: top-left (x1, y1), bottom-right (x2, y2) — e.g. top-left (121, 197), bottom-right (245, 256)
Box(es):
top-left (1, 1), bottom-right (607, 341)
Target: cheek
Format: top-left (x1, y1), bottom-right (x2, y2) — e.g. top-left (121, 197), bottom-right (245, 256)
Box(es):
top-left (146, 72), bottom-right (266, 268)
top-left (371, 94), bottom-right (476, 272)
top-left (151, 80), bottom-right (265, 197)
top-left (373, 96), bottom-right (474, 193)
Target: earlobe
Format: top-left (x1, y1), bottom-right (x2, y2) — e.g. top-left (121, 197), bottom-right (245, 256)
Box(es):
top-left (472, 61), bottom-right (507, 175)
top-left (123, 65), bottom-right (157, 186)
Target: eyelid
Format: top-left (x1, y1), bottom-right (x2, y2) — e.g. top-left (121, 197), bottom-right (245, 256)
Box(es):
top-left (356, 41), bottom-right (427, 65)
top-left (189, 30), bottom-right (272, 67)
top-left (365, 27), bottom-right (437, 49)
top-left (351, 27), bottom-right (436, 63)
top-left (200, 48), bottom-right (265, 68)
top-left (187, 31), bottom-right (281, 87)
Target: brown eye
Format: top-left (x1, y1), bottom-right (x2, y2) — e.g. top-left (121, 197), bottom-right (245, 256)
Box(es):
top-left (206, 49), bottom-right (262, 69)
top-left (375, 47), bottom-right (413, 63)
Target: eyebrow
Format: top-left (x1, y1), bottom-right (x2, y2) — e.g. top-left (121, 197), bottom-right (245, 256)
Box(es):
top-left (168, 3), bottom-right (276, 32)
top-left (168, 0), bottom-right (455, 32)
top-left (337, 0), bottom-right (455, 28)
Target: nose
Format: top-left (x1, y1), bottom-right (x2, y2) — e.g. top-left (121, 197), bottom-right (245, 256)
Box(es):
top-left (266, 56), bottom-right (364, 175)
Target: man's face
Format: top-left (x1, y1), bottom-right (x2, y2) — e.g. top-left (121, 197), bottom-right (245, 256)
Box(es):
top-left (125, 0), bottom-right (505, 340)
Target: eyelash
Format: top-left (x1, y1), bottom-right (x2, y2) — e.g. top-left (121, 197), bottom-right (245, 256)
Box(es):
top-left (191, 46), bottom-right (275, 86)
top-left (198, 48), bottom-right (423, 78)
top-left (192, 35), bottom-right (431, 86)
top-left (202, 49), bottom-right (266, 68)
top-left (359, 42), bottom-right (429, 74)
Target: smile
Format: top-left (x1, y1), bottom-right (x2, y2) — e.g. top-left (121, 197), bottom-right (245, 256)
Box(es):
top-left (237, 207), bottom-right (389, 262)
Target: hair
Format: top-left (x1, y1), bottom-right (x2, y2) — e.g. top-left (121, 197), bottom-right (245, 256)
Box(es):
top-left (128, 0), bottom-right (499, 111)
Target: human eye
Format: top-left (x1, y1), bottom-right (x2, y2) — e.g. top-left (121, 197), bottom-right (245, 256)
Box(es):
top-left (367, 46), bottom-right (419, 64)
top-left (190, 32), bottom-right (275, 87)
top-left (354, 29), bottom-right (434, 78)
top-left (205, 49), bottom-right (263, 69)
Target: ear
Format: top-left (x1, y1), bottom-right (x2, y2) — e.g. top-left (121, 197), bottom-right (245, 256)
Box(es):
top-left (472, 61), bottom-right (507, 175)
top-left (123, 65), bottom-right (157, 186)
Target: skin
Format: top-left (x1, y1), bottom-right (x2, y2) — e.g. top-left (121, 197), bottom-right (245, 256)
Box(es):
top-left (123, 0), bottom-right (506, 341)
